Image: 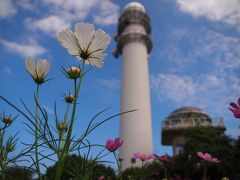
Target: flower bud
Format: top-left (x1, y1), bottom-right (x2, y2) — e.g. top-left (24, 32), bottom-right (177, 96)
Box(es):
top-left (6, 144), bottom-right (15, 152)
top-left (67, 67), bottom-right (81, 79)
top-left (6, 140), bottom-right (15, 152)
top-left (57, 122), bottom-right (67, 132)
top-left (64, 94), bottom-right (74, 104)
top-left (118, 157), bottom-right (124, 162)
top-left (2, 117), bottom-right (13, 124)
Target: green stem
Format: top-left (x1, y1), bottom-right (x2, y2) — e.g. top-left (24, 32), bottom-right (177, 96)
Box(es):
top-left (66, 63), bottom-right (85, 149)
top-left (164, 166), bottom-right (167, 179)
top-left (57, 103), bottom-right (70, 158)
top-left (1, 124), bottom-right (6, 150)
top-left (55, 62), bottom-right (85, 180)
top-left (113, 152), bottom-right (122, 180)
top-left (203, 167), bottom-right (207, 180)
top-left (63, 103), bottom-right (70, 126)
top-left (1, 125), bottom-right (7, 180)
top-left (35, 84), bottom-right (42, 180)
top-left (57, 132), bottom-right (63, 159)
top-left (2, 128), bottom-right (6, 151)
top-left (203, 163), bottom-right (208, 180)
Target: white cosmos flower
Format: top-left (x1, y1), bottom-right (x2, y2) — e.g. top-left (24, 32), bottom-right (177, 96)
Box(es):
top-left (25, 57), bottom-right (51, 84)
top-left (57, 22), bottom-right (111, 68)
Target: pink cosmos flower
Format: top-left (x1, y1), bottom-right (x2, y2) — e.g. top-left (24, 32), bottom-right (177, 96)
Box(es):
top-left (229, 97), bottom-right (240, 119)
top-left (133, 153), bottom-right (153, 161)
top-left (98, 176), bottom-right (105, 180)
top-left (105, 138), bottom-right (123, 152)
top-left (197, 152), bottom-right (220, 163)
top-left (153, 154), bottom-right (171, 162)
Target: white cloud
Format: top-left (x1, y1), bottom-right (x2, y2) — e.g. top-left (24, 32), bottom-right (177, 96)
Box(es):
top-left (26, 15), bottom-right (70, 35)
top-left (158, 28), bottom-right (240, 73)
top-left (99, 78), bottom-right (120, 90)
top-left (150, 72), bottom-right (239, 116)
top-left (176, 0), bottom-right (240, 31)
top-left (94, 0), bottom-right (119, 25)
top-left (207, 31), bottom-right (240, 74)
top-left (0, 0), bottom-right (17, 19)
top-left (151, 74), bottom-right (196, 103)
top-left (42, 0), bottom-right (98, 20)
top-left (0, 38), bottom-right (47, 57)
top-left (26, 0), bottom-right (119, 35)
top-left (152, 28), bottom-right (240, 117)
top-left (16, 0), bottom-right (34, 10)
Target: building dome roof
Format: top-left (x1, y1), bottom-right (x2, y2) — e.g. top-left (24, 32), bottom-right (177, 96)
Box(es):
top-left (169, 107), bottom-right (209, 118)
top-left (124, 2), bottom-right (146, 13)
top-left (163, 106), bottom-right (212, 129)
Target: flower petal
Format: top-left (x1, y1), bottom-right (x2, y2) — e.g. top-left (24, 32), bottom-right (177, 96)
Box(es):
top-left (37, 59), bottom-right (50, 77)
top-left (44, 60), bottom-right (51, 74)
top-left (238, 97), bottom-right (240, 106)
top-left (230, 103), bottom-right (240, 110)
top-left (105, 139), bottom-right (118, 152)
top-left (229, 108), bottom-right (240, 114)
top-left (153, 154), bottom-right (159, 158)
top-left (86, 57), bottom-right (104, 68)
top-left (204, 153), bottom-right (212, 160)
top-left (58, 29), bottom-right (80, 56)
top-left (77, 55), bottom-right (104, 68)
top-left (88, 29), bottom-right (111, 53)
top-left (197, 151), bottom-right (204, 159)
top-left (115, 138), bottom-right (123, 148)
top-left (85, 51), bottom-right (106, 68)
top-left (211, 158), bottom-right (220, 163)
top-left (74, 22), bottom-right (95, 51)
top-left (133, 153), bottom-right (140, 158)
top-left (25, 57), bottom-right (36, 76)
top-left (233, 113), bottom-right (240, 118)
top-left (89, 51), bottom-right (107, 61)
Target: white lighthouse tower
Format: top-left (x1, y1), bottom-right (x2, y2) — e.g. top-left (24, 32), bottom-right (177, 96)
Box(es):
top-left (113, 2), bottom-right (153, 169)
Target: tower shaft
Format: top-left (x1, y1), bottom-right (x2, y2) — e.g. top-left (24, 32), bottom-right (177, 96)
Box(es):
top-left (114, 2), bottom-right (153, 169)
top-left (120, 42), bottom-right (153, 169)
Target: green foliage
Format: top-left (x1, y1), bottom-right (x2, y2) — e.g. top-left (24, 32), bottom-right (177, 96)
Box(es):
top-left (0, 113), bottom-right (31, 180)
top-left (91, 163), bottom-right (116, 180)
top-left (122, 167), bottom-right (148, 180)
top-left (121, 161), bottom-right (174, 180)
top-left (0, 166), bottom-right (34, 180)
top-left (233, 138), bottom-right (240, 178)
top-left (44, 154), bottom-right (116, 180)
top-left (121, 126), bottom-right (240, 179)
top-left (173, 126), bottom-right (238, 179)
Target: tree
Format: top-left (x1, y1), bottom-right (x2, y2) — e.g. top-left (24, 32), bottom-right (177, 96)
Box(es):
top-left (0, 166), bottom-right (34, 180)
top-left (233, 137), bottom-right (240, 178)
top-left (173, 126), bottom-right (237, 179)
top-left (44, 154), bottom-right (116, 180)
top-left (121, 161), bottom-right (176, 180)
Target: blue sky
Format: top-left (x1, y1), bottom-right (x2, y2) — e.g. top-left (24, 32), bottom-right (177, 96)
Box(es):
top-left (0, 0), bottom-right (240, 171)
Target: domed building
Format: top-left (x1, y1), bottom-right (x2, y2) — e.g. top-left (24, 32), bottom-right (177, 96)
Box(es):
top-left (162, 107), bottom-right (225, 156)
